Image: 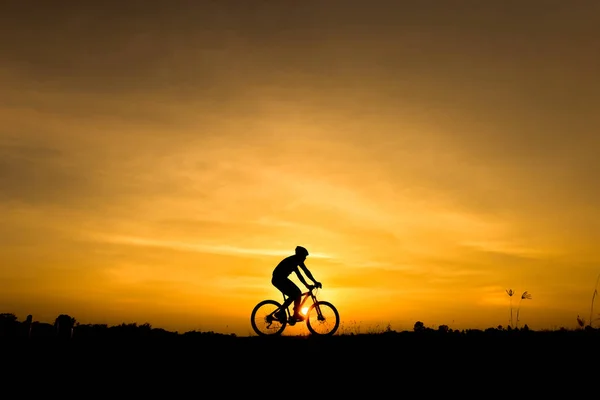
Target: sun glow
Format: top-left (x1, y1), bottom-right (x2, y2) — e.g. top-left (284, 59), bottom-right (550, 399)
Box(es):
top-left (301, 307), bottom-right (309, 315)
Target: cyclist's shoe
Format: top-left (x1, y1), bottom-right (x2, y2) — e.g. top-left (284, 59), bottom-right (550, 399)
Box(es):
top-left (275, 310), bottom-right (287, 322)
top-left (292, 314), bottom-right (305, 322)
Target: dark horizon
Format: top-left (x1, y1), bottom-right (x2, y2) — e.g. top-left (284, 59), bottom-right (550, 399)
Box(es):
top-left (1, 310), bottom-right (597, 339)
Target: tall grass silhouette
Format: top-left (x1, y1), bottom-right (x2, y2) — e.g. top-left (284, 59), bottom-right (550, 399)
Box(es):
top-left (589, 273), bottom-right (600, 328)
top-left (506, 289), bottom-right (515, 328)
top-left (577, 315), bottom-right (585, 329)
top-left (516, 291), bottom-right (532, 328)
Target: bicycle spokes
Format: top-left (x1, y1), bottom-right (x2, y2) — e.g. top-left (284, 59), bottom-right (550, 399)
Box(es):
top-left (306, 301), bottom-right (340, 336)
top-left (312, 305), bottom-right (324, 320)
top-left (250, 300), bottom-right (287, 336)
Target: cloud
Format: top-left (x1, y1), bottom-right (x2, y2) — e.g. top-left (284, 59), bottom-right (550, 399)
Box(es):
top-left (87, 233), bottom-right (335, 259)
top-left (0, 142), bottom-right (92, 206)
top-left (459, 240), bottom-right (556, 259)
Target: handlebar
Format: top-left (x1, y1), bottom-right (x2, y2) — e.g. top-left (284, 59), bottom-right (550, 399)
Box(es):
top-left (306, 283), bottom-right (322, 293)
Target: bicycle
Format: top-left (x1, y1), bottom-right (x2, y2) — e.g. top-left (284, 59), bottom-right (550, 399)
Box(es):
top-left (250, 285), bottom-right (340, 336)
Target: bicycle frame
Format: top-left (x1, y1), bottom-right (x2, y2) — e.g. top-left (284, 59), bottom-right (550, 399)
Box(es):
top-left (280, 287), bottom-right (320, 319)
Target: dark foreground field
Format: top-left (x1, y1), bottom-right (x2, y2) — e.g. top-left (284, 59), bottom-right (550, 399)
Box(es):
top-left (3, 328), bottom-right (599, 395)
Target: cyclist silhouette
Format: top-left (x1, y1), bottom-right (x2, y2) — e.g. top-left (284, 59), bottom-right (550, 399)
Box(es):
top-left (272, 246), bottom-right (322, 322)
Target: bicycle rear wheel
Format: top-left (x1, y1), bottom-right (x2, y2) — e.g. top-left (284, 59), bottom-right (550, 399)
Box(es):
top-left (250, 299), bottom-right (287, 336)
top-left (306, 301), bottom-right (340, 336)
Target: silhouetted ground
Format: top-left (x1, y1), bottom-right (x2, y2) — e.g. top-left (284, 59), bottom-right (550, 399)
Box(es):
top-left (2, 313), bottom-right (598, 395)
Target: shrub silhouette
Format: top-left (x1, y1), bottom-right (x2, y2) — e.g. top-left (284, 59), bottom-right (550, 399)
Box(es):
top-left (413, 321), bottom-right (425, 333)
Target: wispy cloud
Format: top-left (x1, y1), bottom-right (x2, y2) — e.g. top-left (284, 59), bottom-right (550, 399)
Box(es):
top-left (88, 233), bottom-right (335, 259)
top-left (459, 240), bottom-right (556, 259)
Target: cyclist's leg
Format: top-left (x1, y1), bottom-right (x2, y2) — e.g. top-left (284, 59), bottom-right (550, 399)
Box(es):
top-left (284, 280), bottom-right (303, 318)
top-left (272, 276), bottom-right (301, 316)
top-left (272, 276), bottom-right (292, 312)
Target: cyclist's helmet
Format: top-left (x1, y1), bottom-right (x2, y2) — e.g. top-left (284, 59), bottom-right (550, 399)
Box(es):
top-left (295, 246), bottom-right (309, 257)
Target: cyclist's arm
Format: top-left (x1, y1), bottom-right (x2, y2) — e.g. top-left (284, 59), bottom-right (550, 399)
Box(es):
top-left (299, 263), bottom-right (317, 286)
top-left (294, 268), bottom-right (310, 288)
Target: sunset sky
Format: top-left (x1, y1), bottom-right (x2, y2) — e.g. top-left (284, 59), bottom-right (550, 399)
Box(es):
top-left (1, 1), bottom-right (599, 335)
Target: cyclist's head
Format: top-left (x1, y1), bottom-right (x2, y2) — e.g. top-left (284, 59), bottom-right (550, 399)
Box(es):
top-left (295, 245), bottom-right (309, 259)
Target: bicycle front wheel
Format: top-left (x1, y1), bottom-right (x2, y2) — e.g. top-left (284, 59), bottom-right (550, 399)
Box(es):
top-left (306, 301), bottom-right (340, 336)
top-left (250, 299), bottom-right (287, 336)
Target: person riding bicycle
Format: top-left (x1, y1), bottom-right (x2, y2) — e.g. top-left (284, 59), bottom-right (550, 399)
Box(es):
top-left (272, 245), bottom-right (322, 322)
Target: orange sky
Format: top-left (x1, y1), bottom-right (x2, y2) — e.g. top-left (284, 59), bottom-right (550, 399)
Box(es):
top-left (1, 1), bottom-right (600, 335)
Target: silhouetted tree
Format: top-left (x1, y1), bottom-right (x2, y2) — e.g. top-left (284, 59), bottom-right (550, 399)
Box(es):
top-left (413, 321), bottom-right (425, 333)
top-left (0, 313), bottom-right (17, 322)
top-left (55, 314), bottom-right (76, 338)
top-left (0, 313), bottom-right (19, 337)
